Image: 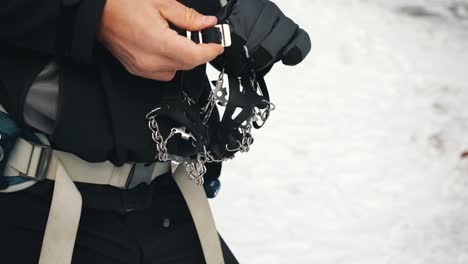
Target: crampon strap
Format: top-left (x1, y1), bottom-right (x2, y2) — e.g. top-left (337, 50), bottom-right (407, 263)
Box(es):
top-left (147, 0), bottom-right (312, 183)
top-left (145, 62), bottom-right (275, 184)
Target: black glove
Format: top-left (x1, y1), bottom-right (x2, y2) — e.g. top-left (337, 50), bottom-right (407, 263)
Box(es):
top-left (212, 0), bottom-right (311, 75)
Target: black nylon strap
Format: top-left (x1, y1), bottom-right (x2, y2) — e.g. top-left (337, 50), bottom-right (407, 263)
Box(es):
top-left (189, 31), bottom-right (201, 43)
top-left (202, 28), bottom-right (223, 44)
top-left (188, 27), bottom-right (223, 45)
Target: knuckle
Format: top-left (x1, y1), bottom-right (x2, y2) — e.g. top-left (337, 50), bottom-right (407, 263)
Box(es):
top-left (134, 56), bottom-right (155, 73)
top-left (125, 66), bottom-right (138, 76)
top-left (158, 72), bottom-right (176, 81)
top-left (185, 8), bottom-right (196, 23)
top-left (155, 0), bottom-right (170, 8)
top-left (123, 61), bottom-right (140, 76)
top-left (168, 71), bottom-right (177, 79)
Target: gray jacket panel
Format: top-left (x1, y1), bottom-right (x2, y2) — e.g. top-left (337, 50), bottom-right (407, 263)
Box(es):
top-left (23, 62), bottom-right (59, 135)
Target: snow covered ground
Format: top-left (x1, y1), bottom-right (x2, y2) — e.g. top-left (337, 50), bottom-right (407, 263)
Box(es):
top-left (209, 0), bottom-right (468, 263)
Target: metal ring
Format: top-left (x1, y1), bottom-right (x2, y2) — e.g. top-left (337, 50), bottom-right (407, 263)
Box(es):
top-left (262, 100), bottom-right (276, 111)
top-left (145, 107), bottom-right (162, 120)
top-left (225, 142), bottom-right (240, 152)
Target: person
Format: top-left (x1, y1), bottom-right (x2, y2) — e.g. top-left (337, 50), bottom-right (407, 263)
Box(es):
top-left (0, 0), bottom-right (310, 263)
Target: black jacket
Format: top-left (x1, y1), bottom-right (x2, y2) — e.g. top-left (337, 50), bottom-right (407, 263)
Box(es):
top-left (0, 0), bottom-right (222, 166)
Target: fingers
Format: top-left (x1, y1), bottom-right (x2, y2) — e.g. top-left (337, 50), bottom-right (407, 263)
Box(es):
top-left (100, 0), bottom-right (224, 82)
top-left (252, 16), bottom-right (298, 70)
top-left (155, 1), bottom-right (224, 69)
top-left (158, 0), bottom-right (218, 31)
top-left (281, 28), bottom-right (311, 66)
top-left (121, 29), bottom-right (224, 80)
top-left (162, 29), bottom-right (224, 69)
top-left (193, 43), bottom-right (225, 65)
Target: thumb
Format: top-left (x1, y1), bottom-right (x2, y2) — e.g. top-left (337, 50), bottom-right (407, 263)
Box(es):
top-left (158, 1), bottom-right (218, 31)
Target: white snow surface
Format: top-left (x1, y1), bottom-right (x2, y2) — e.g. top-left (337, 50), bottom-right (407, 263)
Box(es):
top-left (209, 0), bottom-right (468, 263)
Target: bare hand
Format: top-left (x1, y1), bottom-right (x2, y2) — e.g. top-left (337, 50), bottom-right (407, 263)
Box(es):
top-left (98, 0), bottom-right (224, 81)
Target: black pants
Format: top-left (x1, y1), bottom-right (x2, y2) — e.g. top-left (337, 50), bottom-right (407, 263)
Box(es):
top-left (0, 173), bottom-right (238, 264)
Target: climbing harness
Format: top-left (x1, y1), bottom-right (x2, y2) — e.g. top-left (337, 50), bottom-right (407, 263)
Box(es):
top-left (0, 104), bottom-right (224, 264)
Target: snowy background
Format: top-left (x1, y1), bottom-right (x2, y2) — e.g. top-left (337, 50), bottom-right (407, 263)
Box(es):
top-left (209, 0), bottom-right (468, 263)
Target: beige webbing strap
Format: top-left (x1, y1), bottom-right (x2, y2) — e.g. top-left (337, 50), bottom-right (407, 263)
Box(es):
top-left (0, 103), bottom-right (221, 264)
top-left (172, 165), bottom-right (224, 264)
top-left (39, 162), bottom-right (82, 264)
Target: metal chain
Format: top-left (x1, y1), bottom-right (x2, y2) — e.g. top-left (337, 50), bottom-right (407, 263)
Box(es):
top-left (225, 125), bottom-right (254, 153)
top-left (146, 68), bottom-right (276, 186)
top-left (147, 109), bottom-right (207, 184)
top-left (147, 109), bottom-right (169, 161)
top-left (184, 161), bottom-right (207, 185)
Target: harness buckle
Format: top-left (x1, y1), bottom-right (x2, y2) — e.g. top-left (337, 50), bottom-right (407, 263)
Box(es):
top-left (125, 163), bottom-right (157, 189)
top-left (21, 142), bottom-right (53, 181)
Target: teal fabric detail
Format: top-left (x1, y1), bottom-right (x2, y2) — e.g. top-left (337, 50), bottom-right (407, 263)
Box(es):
top-left (0, 112), bottom-right (22, 190)
top-left (4, 176), bottom-right (31, 186)
top-left (0, 112), bottom-right (20, 137)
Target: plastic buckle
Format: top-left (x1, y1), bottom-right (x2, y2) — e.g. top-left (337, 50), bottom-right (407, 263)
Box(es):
top-left (186, 30), bottom-right (204, 44)
top-left (214, 24), bottom-right (232, 47)
top-left (21, 143), bottom-right (52, 181)
top-left (186, 24), bottom-right (232, 47)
